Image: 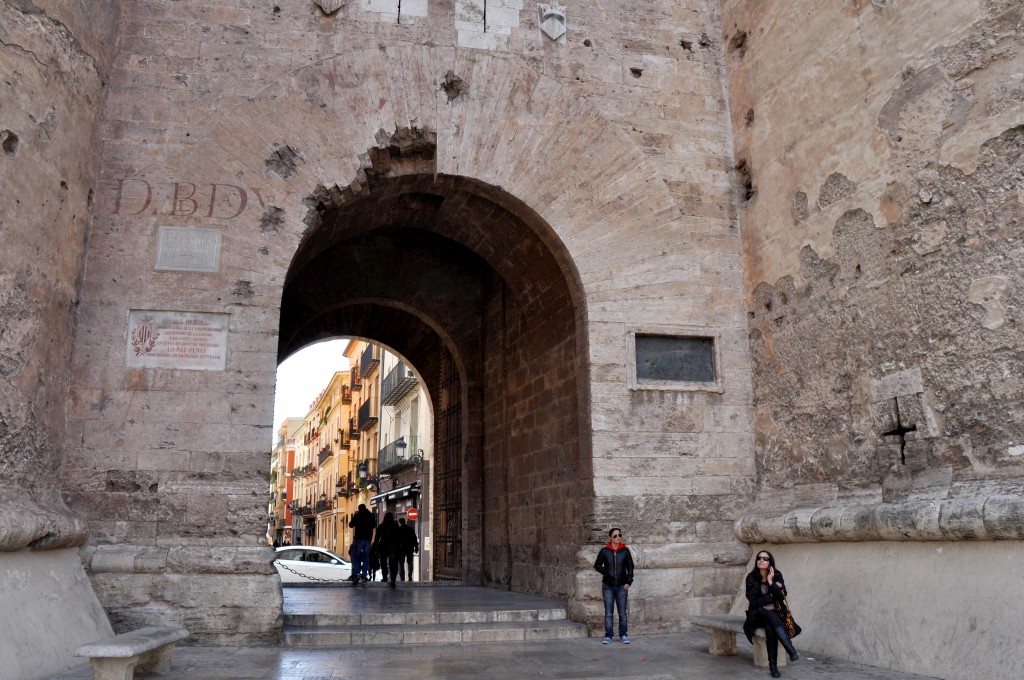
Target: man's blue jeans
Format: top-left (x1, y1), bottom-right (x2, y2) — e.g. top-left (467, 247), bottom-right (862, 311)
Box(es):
top-left (603, 584), bottom-right (628, 638)
top-left (351, 539), bottom-right (371, 580)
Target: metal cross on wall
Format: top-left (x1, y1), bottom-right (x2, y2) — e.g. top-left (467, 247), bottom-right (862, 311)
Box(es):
top-left (882, 398), bottom-right (917, 465)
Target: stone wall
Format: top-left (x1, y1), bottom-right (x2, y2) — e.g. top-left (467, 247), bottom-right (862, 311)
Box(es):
top-left (722, 1), bottom-right (1023, 676)
top-left (724, 0), bottom-right (1023, 510)
top-left (62, 0), bottom-right (754, 641)
top-left (1, 0), bottom-right (120, 546)
top-left (1, 2), bottom-right (123, 677)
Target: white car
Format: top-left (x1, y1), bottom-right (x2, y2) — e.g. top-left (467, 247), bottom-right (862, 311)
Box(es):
top-left (274, 545), bottom-right (352, 584)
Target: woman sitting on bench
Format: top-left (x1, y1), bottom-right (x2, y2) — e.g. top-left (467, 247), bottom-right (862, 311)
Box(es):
top-left (743, 550), bottom-right (799, 678)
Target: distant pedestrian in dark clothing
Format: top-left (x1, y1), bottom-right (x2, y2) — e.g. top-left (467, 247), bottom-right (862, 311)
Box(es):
top-left (374, 512), bottom-right (400, 589)
top-left (594, 527), bottom-right (633, 644)
top-left (349, 504), bottom-right (376, 584)
top-left (397, 517), bottom-right (420, 581)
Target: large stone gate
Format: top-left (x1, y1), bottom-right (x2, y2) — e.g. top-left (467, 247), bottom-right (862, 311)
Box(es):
top-left (2, 2), bottom-right (1022, 679)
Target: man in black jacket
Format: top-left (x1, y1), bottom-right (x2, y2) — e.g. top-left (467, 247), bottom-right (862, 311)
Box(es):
top-left (594, 527), bottom-right (634, 644)
top-left (348, 504), bottom-right (376, 585)
top-left (396, 517), bottom-right (419, 581)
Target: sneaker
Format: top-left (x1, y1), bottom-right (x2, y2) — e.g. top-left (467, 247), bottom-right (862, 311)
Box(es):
top-left (620, 635), bottom-right (630, 644)
top-left (602, 637), bottom-right (612, 644)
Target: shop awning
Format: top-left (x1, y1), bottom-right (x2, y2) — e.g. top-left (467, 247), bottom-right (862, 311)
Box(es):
top-left (369, 482), bottom-right (420, 505)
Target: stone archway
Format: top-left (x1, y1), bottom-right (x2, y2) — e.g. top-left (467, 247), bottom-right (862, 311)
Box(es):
top-left (279, 171), bottom-right (589, 596)
top-left (65, 46), bottom-right (701, 643)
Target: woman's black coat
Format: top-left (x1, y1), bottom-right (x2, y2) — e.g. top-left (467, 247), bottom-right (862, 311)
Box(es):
top-left (742, 568), bottom-right (787, 642)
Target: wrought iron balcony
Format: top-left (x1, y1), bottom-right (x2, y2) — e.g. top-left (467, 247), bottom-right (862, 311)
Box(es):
top-left (358, 400), bottom-right (378, 431)
top-left (335, 429), bottom-right (350, 449)
top-left (341, 385), bottom-right (352, 404)
top-left (314, 499), bottom-right (332, 514)
top-left (381, 361), bottom-right (418, 406)
top-left (318, 445), bottom-right (332, 466)
top-left (349, 418), bottom-right (361, 440)
top-left (360, 344), bottom-right (380, 378)
top-left (350, 367), bottom-right (362, 391)
top-left (377, 435), bottom-right (421, 475)
top-left (295, 504), bottom-right (313, 517)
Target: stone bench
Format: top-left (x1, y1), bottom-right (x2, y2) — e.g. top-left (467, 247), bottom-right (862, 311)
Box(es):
top-left (75, 627), bottom-right (189, 680)
top-left (692, 614), bottom-right (787, 668)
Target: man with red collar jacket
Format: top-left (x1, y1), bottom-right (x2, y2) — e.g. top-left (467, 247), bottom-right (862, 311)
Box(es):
top-left (594, 527), bottom-right (634, 644)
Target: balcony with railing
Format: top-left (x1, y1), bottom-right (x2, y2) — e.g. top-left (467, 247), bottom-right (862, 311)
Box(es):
top-left (381, 361), bottom-right (418, 406)
top-left (318, 445), bottom-right (332, 466)
top-left (336, 472), bottom-right (356, 498)
top-left (358, 400), bottom-right (378, 432)
top-left (360, 344), bottom-right (380, 378)
top-left (335, 429), bottom-right (350, 449)
top-left (314, 498), bottom-right (333, 514)
top-left (378, 435), bottom-right (420, 475)
top-left (341, 385), bottom-right (352, 404)
top-left (350, 367), bottom-right (362, 391)
top-left (348, 417), bottom-right (361, 440)
top-left (293, 463), bottom-right (316, 477)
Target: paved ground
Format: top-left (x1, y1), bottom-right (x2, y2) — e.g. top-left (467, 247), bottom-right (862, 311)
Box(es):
top-left (52, 633), bottom-right (937, 680)
top-left (53, 586), bottom-right (938, 680)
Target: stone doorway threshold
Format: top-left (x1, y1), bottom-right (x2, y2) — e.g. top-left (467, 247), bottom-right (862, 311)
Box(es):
top-left (283, 584), bottom-right (586, 646)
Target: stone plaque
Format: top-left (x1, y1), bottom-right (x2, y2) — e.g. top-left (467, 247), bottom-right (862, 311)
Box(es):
top-left (125, 310), bottom-right (229, 371)
top-left (155, 226), bottom-right (221, 272)
top-left (870, 368), bottom-right (923, 402)
top-left (635, 335), bottom-right (715, 383)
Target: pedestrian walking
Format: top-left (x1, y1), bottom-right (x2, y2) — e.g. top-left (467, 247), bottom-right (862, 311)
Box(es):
top-left (593, 527), bottom-right (633, 644)
top-left (348, 504), bottom-right (376, 585)
top-left (743, 550), bottom-right (800, 677)
top-left (397, 517), bottom-right (420, 581)
top-left (374, 511), bottom-right (400, 589)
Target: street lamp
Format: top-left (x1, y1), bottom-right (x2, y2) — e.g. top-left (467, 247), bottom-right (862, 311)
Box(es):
top-left (357, 460), bottom-right (368, 481)
top-left (319, 492), bottom-right (326, 503)
top-left (335, 478), bottom-right (343, 497)
top-left (396, 437), bottom-right (408, 459)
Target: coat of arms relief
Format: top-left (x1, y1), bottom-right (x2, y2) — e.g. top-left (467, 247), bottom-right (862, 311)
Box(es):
top-left (538, 3), bottom-right (567, 44)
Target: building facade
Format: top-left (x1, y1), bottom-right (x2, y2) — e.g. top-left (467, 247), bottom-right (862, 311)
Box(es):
top-left (269, 417), bottom-right (302, 546)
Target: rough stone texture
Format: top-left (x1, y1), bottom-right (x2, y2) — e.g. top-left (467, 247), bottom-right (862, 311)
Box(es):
top-left (0, 0), bottom-right (120, 546)
top-left (0, 3), bottom-right (122, 677)
top-left (725, 0), bottom-right (1024, 502)
top-left (722, 1), bottom-right (1024, 676)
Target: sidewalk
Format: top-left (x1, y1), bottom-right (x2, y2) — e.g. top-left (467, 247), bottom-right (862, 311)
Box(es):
top-left (52, 585), bottom-right (938, 679)
top-left (52, 631), bottom-right (938, 679)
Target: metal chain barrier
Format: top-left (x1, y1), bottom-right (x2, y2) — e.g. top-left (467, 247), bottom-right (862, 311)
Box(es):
top-left (275, 560), bottom-right (353, 583)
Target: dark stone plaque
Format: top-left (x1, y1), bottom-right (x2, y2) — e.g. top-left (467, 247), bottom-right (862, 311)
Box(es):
top-left (635, 335), bottom-right (715, 383)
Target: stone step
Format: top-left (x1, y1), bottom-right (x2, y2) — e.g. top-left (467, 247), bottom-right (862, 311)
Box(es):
top-left (284, 619), bottom-right (589, 646)
top-left (283, 606), bottom-right (569, 627)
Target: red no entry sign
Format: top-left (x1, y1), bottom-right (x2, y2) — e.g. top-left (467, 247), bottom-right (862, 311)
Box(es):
top-left (407, 508), bottom-right (419, 521)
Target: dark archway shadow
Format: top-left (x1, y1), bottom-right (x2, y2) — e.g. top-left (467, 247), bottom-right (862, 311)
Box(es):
top-left (279, 174), bottom-right (591, 599)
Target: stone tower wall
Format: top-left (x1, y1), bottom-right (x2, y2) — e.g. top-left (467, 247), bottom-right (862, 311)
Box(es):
top-left (0, 2), bottom-right (124, 678)
top-left (60, 0), bottom-right (755, 643)
top-left (721, 2), bottom-right (1024, 678)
